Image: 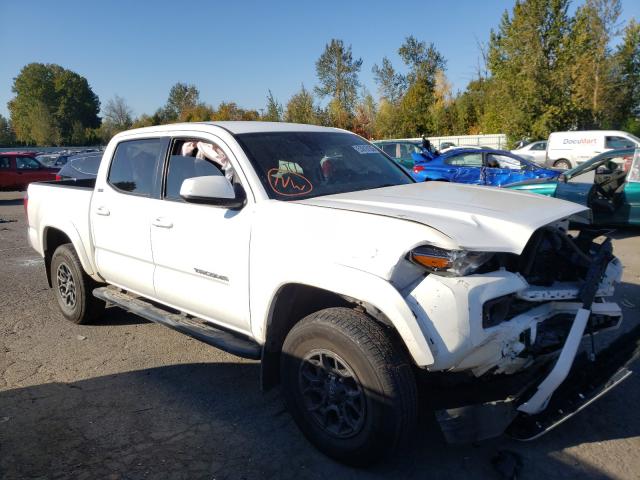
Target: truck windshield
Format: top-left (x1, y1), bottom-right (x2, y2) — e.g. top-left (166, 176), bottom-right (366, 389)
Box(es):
top-left (235, 131), bottom-right (414, 200)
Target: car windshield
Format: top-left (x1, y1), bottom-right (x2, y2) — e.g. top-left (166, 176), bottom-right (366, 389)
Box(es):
top-left (565, 148), bottom-right (637, 180)
top-left (236, 132), bottom-right (414, 200)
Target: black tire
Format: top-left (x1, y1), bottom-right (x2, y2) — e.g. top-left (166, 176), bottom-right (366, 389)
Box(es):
top-left (51, 243), bottom-right (104, 324)
top-left (554, 159), bottom-right (571, 170)
top-left (280, 307), bottom-right (417, 465)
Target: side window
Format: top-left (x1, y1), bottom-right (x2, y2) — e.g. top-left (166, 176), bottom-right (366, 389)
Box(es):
top-left (380, 144), bottom-right (396, 158)
top-left (531, 142), bottom-right (546, 151)
top-left (108, 139), bottom-right (164, 196)
top-left (0, 157), bottom-right (10, 169)
top-left (164, 139), bottom-right (230, 201)
top-left (487, 154), bottom-right (523, 170)
top-left (16, 157), bottom-right (40, 169)
top-left (446, 153), bottom-right (482, 167)
top-left (606, 136), bottom-right (635, 149)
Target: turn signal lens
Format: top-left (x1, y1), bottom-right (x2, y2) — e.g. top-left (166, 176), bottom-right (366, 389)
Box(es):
top-left (408, 245), bottom-right (495, 276)
top-left (411, 253), bottom-right (451, 269)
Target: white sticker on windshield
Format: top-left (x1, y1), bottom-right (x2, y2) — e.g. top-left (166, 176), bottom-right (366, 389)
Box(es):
top-left (352, 144), bottom-right (379, 154)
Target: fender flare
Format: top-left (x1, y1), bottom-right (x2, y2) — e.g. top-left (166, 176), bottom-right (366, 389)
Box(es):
top-left (257, 264), bottom-right (435, 367)
top-left (41, 222), bottom-right (95, 277)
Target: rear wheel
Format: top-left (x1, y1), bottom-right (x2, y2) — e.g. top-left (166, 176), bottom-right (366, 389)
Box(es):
top-left (280, 307), bottom-right (417, 465)
top-left (51, 244), bottom-right (104, 324)
top-left (554, 159), bottom-right (571, 170)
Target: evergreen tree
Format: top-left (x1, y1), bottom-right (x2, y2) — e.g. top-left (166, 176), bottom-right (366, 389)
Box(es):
top-left (263, 90), bottom-right (283, 122)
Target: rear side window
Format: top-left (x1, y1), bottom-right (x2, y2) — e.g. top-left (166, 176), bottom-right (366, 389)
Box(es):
top-left (446, 153), bottom-right (482, 167)
top-left (0, 157), bottom-right (10, 168)
top-left (108, 139), bottom-right (164, 196)
top-left (71, 155), bottom-right (102, 175)
top-left (16, 157), bottom-right (40, 169)
top-left (606, 136), bottom-right (636, 149)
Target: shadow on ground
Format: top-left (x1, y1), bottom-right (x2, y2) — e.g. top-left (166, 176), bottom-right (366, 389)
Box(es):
top-left (0, 357), bottom-right (637, 479)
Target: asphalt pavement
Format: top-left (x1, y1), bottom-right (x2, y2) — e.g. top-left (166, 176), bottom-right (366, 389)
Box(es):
top-left (1, 190), bottom-right (639, 479)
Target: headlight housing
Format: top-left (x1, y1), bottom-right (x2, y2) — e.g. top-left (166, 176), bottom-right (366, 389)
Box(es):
top-left (408, 245), bottom-right (494, 277)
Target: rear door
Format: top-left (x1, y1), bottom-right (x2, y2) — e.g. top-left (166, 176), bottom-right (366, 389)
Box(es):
top-left (443, 152), bottom-right (483, 183)
top-left (91, 137), bottom-right (168, 297)
top-left (484, 153), bottom-right (528, 186)
top-left (15, 156), bottom-right (54, 185)
top-left (0, 156), bottom-right (18, 189)
top-left (150, 135), bottom-right (252, 332)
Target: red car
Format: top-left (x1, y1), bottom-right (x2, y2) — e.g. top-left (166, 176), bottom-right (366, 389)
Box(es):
top-left (0, 152), bottom-right (59, 190)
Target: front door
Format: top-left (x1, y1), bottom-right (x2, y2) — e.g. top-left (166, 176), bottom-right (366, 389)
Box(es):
top-left (91, 137), bottom-right (168, 297)
top-left (150, 136), bottom-right (252, 332)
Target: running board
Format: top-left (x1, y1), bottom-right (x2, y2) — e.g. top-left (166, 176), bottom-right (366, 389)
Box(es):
top-left (93, 287), bottom-right (262, 360)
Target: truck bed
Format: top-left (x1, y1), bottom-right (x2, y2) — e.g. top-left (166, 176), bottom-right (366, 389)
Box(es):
top-left (27, 180), bottom-right (98, 276)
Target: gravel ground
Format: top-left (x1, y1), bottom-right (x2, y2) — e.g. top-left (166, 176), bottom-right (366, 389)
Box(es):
top-left (1, 190), bottom-right (639, 480)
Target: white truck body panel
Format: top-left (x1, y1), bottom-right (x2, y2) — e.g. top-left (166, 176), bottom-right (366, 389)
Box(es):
top-left (26, 122), bottom-right (621, 375)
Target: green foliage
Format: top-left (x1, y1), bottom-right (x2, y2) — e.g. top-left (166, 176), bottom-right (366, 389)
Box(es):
top-left (164, 83), bottom-right (200, 121)
top-left (8, 63), bottom-right (100, 145)
top-left (285, 85), bottom-right (317, 124)
top-left (315, 39), bottom-right (363, 128)
top-left (371, 58), bottom-right (405, 104)
top-left (0, 114), bottom-right (16, 146)
top-left (263, 90), bottom-right (283, 122)
top-left (611, 19), bottom-right (640, 128)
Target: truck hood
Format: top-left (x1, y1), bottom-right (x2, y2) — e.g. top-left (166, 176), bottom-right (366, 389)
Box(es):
top-left (296, 182), bottom-right (588, 254)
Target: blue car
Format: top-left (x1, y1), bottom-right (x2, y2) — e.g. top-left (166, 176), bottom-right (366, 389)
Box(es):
top-left (411, 148), bottom-right (560, 186)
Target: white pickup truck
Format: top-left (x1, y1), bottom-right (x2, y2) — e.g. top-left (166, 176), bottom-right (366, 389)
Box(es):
top-left (26, 122), bottom-right (638, 464)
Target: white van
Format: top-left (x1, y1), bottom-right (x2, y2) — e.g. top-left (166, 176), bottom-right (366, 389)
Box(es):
top-left (545, 130), bottom-right (640, 169)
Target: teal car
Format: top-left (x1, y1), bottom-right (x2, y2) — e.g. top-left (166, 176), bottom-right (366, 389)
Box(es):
top-left (506, 148), bottom-right (640, 226)
top-left (372, 140), bottom-right (421, 169)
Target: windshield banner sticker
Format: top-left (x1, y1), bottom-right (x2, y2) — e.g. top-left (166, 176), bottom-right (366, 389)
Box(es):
top-left (267, 168), bottom-right (313, 196)
top-left (352, 144), bottom-right (379, 154)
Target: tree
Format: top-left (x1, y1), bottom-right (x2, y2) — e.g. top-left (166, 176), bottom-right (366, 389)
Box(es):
top-left (396, 36), bottom-right (446, 136)
top-left (8, 63), bottom-right (100, 145)
top-left (372, 57), bottom-right (406, 104)
top-left (568, 0), bottom-right (622, 127)
top-left (487, 0), bottom-right (573, 142)
top-left (315, 39), bottom-right (363, 128)
top-left (0, 114), bottom-right (16, 146)
top-left (285, 85), bottom-right (317, 124)
top-left (353, 92), bottom-right (377, 139)
top-left (263, 90), bottom-right (283, 122)
top-left (610, 19), bottom-right (640, 133)
top-left (164, 83), bottom-right (200, 121)
top-left (103, 95), bottom-right (133, 130)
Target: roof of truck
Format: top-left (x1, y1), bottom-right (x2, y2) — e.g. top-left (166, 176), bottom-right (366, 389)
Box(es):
top-left (122, 121), bottom-right (347, 137)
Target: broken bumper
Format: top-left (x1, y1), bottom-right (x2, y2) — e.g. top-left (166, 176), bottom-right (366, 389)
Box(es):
top-left (435, 323), bottom-right (640, 443)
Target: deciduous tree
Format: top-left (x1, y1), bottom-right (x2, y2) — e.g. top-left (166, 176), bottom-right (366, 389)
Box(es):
top-left (8, 63), bottom-right (100, 145)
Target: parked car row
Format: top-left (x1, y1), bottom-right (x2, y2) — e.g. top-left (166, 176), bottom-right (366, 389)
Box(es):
top-left (0, 152), bottom-right (59, 190)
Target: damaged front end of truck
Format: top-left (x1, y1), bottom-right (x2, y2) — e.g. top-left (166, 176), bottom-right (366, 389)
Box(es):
top-left (407, 224), bottom-right (640, 443)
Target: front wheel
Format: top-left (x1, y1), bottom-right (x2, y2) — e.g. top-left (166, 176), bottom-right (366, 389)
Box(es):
top-left (280, 308), bottom-right (417, 465)
top-left (51, 244), bottom-right (104, 324)
top-left (553, 159), bottom-right (571, 170)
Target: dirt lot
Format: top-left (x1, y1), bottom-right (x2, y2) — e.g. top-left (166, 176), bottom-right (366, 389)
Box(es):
top-left (1, 190), bottom-right (639, 480)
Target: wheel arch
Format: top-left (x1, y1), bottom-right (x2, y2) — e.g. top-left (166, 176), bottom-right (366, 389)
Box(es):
top-left (42, 225), bottom-right (94, 287)
top-left (259, 274), bottom-right (435, 391)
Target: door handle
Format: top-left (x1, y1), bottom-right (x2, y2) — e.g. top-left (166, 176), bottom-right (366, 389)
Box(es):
top-left (152, 217), bottom-right (173, 229)
top-left (95, 206), bottom-right (110, 216)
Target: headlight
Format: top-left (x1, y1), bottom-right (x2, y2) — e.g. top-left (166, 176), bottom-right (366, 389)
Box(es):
top-left (408, 245), bottom-right (494, 277)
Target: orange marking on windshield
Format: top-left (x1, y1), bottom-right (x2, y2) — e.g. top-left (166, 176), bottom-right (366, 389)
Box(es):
top-left (267, 168), bottom-right (313, 196)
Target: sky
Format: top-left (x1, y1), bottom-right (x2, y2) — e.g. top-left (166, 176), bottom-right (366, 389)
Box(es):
top-left (1, 0), bottom-right (639, 119)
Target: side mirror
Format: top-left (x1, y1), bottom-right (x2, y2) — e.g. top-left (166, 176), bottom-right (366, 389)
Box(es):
top-left (179, 175), bottom-right (246, 209)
